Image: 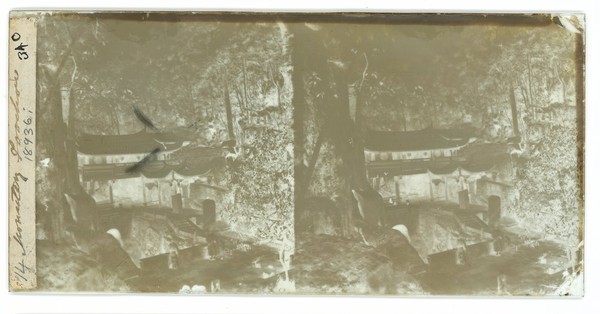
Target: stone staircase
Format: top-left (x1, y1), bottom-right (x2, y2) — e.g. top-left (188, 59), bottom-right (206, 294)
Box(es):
top-left (167, 214), bottom-right (200, 238)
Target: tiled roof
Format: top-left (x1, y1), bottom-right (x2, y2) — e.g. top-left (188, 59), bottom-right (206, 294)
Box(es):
top-left (81, 158), bottom-right (224, 181)
top-left (365, 128), bottom-right (475, 152)
top-left (77, 130), bottom-right (185, 155)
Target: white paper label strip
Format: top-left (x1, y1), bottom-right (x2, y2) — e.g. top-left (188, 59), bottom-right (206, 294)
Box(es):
top-left (8, 14), bottom-right (37, 291)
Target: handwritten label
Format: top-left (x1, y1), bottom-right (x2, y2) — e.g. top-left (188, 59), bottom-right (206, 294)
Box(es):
top-left (8, 15), bottom-right (37, 290)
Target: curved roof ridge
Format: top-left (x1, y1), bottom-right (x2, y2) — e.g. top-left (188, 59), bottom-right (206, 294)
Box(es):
top-left (77, 130), bottom-right (185, 155)
top-left (364, 128), bottom-right (475, 152)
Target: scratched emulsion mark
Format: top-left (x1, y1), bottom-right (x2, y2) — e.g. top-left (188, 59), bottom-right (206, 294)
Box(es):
top-left (126, 148), bottom-right (161, 173)
top-left (132, 105), bottom-right (159, 131)
top-left (8, 13), bottom-right (37, 290)
top-left (125, 106), bottom-right (161, 174)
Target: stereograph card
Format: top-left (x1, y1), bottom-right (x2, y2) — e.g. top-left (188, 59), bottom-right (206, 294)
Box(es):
top-left (7, 11), bottom-right (584, 296)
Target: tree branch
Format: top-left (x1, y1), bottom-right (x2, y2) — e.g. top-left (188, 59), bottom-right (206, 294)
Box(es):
top-left (358, 53), bottom-right (369, 91)
top-left (68, 56), bottom-right (78, 91)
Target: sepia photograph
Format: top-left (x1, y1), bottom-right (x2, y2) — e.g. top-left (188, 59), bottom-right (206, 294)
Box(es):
top-left (11, 12), bottom-right (295, 293)
top-left (291, 14), bottom-right (584, 296)
top-left (7, 11), bottom-right (584, 296)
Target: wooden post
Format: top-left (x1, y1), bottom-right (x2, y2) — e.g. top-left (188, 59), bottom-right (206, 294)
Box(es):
top-left (142, 177), bottom-right (147, 206)
top-left (428, 172), bottom-right (434, 201)
top-left (109, 180), bottom-right (114, 205)
top-left (488, 196), bottom-right (502, 227)
top-left (394, 176), bottom-right (401, 204)
top-left (458, 190), bottom-right (470, 210)
top-left (444, 176), bottom-right (449, 201)
top-left (60, 88), bottom-right (71, 127)
top-left (157, 179), bottom-right (162, 208)
top-left (203, 199), bottom-right (216, 226)
top-left (172, 194), bottom-right (182, 214)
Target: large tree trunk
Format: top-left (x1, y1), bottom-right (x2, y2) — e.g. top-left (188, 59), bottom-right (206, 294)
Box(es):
top-left (330, 68), bottom-right (368, 238)
top-left (292, 24), bottom-right (378, 239)
top-left (300, 127), bottom-right (326, 198)
top-left (37, 82), bottom-right (70, 243)
top-left (291, 25), bottom-right (308, 233)
top-left (330, 67), bottom-right (367, 190)
top-left (37, 73), bottom-right (83, 243)
top-left (64, 90), bottom-right (84, 193)
top-left (353, 79), bottom-right (368, 188)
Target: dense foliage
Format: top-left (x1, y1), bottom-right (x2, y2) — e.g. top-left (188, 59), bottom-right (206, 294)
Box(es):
top-left (37, 14), bottom-right (294, 247)
top-left (295, 21), bottom-right (582, 253)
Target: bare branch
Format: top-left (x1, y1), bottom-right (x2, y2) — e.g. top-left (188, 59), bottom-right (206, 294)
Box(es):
top-left (68, 56), bottom-right (78, 91)
top-left (358, 52), bottom-right (369, 91)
